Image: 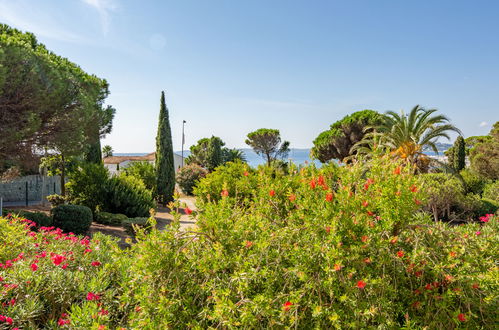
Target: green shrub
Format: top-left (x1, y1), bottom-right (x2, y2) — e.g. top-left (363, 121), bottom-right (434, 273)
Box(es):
top-left (122, 217), bottom-right (150, 236)
top-left (94, 211), bottom-right (128, 226)
top-left (103, 175), bottom-right (155, 218)
top-left (483, 181), bottom-right (499, 202)
top-left (479, 198), bottom-right (498, 215)
top-left (66, 163), bottom-right (109, 213)
top-left (17, 210), bottom-right (52, 227)
top-left (418, 173), bottom-right (464, 221)
top-left (122, 161), bottom-right (156, 191)
top-left (46, 194), bottom-right (66, 207)
top-left (51, 204), bottom-right (93, 235)
top-left (176, 163), bottom-right (208, 195)
top-left (460, 169), bottom-right (489, 195)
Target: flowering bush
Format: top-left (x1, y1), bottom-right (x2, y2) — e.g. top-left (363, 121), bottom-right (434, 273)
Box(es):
top-left (176, 163), bottom-right (208, 195)
top-left (0, 216), bottom-right (123, 328)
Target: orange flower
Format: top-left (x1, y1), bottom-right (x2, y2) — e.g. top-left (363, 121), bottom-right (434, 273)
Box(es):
top-left (245, 241), bottom-right (253, 248)
top-left (288, 194), bottom-right (296, 202)
top-left (243, 171), bottom-right (249, 176)
top-left (363, 257), bottom-right (371, 264)
top-left (325, 226), bottom-right (331, 234)
top-left (269, 190), bottom-right (275, 197)
top-left (393, 166), bottom-right (401, 175)
top-left (449, 251), bottom-right (456, 258)
top-left (414, 198), bottom-right (421, 205)
top-left (362, 201), bottom-right (369, 207)
top-left (309, 179), bottom-right (317, 189)
top-left (472, 283), bottom-right (479, 289)
top-left (333, 263), bottom-right (342, 271)
top-left (410, 185), bottom-right (418, 192)
top-left (221, 189), bottom-right (229, 197)
top-left (318, 175), bottom-right (325, 187)
top-left (361, 235), bottom-right (369, 243)
top-left (325, 192), bottom-right (334, 202)
top-left (367, 211), bottom-right (374, 216)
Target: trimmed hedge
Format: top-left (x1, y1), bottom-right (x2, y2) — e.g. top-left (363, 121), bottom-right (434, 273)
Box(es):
top-left (51, 204), bottom-right (92, 235)
top-left (17, 211), bottom-right (52, 227)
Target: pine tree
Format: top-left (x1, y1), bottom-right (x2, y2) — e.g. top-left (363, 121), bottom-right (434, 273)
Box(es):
top-left (155, 91), bottom-right (175, 204)
top-left (453, 136), bottom-right (466, 171)
top-left (85, 138), bottom-right (102, 163)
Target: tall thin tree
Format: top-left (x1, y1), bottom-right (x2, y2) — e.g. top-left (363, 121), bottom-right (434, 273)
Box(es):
top-left (453, 136), bottom-right (466, 171)
top-left (155, 91), bottom-right (175, 204)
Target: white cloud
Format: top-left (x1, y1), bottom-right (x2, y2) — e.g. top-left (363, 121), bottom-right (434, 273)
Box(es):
top-left (0, 1), bottom-right (84, 42)
top-left (81, 0), bottom-right (118, 35)
top-left (479, 121), bottom-right (488, 127)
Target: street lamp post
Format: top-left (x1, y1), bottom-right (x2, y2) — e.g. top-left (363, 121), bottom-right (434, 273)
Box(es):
top-left (181, 120), bottom-right (186, 167)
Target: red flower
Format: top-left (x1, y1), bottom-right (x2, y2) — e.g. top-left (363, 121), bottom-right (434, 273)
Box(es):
top-left (98, 309), bottom-right (109, 316)
top-left (363, 257), bottom-right (371, 264)
top-left (91, 261), bottom-right (101, 267)
top-left (318, 175), bottom-right (325, 187)
top-left (395, 191), bottom-right (401, 196)
top-left (414, 198), bottom-right (421, 205)
top-left (393, 166), bottom-right (401, 175)
top-left (185, 207), bottom-right (193, 215)
top-left (283, 301), bottom-right (293, 311)
top-left (472, 283), bottom-right (479, 289)
top-left (357, 280), bottom-right (366, 289)
top-left (245, 241), bottom-right (253, 248)
top-left (51, 254), bottom-right (66, 266)
top-left (221, 189), bottom-right (229, 197)
top-left (58, 318), bottom-right (70, 326)
top-left (410, 185), bottom-right (418, 192)
top-left (98, 326), bottom-right (106, 330)
top-left (325, 192), bottom-right (334, 202)
top-left (86, 292), bottom-right (100, 301)
top-left (362, 201), bottom-right (369, 207)
top-left (30, 263), bottom-right (38, 271)
top-left (425, 283), bottom-right (432, 290)
top-left (333, 263), bottom-right (342, 271)
top-left (367, 211), bottom-right (374, 216)
top-left (309, 179), bottom-right (317, 189)
top-left (269, 190), bottom-right (275, 197)
top-left (61, 264), bottom-right (68, 270)
top-left (243, 171), bottom-right (249, 176)
top-left (288, 194), bottom-right (296, 202)
top-left (361, 235), bottom-right (368, 243)
top-left (457, 313), bottom-right (466, 322)
top-left (397, 250), bottom-right (405, 258)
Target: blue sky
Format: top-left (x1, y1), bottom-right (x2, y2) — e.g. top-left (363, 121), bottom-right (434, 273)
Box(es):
top-left (1, 0), bottom-right (498, 152)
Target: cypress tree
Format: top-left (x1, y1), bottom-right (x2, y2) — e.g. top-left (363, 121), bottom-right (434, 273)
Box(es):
top-left (453, 135), bottom-right (466, 171)
top-left (155, 91), bottom-right (175, 204)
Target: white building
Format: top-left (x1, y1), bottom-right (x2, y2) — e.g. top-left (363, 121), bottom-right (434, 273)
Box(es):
top-left (103, 152), bottom-right (185, 175)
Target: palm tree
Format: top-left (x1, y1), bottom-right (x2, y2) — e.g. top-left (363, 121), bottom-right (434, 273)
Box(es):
top-left (352, 105), bottom-right (461, 170)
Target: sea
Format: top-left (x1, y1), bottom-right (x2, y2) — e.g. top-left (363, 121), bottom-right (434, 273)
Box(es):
top-left (116, 146), bottom-right (450, 168)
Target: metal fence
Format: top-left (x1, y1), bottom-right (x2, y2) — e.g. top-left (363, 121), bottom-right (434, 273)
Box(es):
top-left (0, 175), bottom-right (61, 207)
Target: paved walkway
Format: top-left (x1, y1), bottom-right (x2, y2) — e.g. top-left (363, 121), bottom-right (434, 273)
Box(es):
top-left (155, 196), bottom-right (197, 231)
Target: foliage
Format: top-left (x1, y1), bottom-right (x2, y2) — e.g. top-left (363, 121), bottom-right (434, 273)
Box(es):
top-left (176, 164), bottom-right (208, 195)
top-left (85, 139), bottom-right (102, 164)
top-left (51, 205), bottom-right (93, 235)
top-left (155, 91), bottom-right (175, 204)
top-left (460, 169), bottom-right (489, 195)
top-left (186, 136), bottom-right (247, 171)
top-left (122, 158), bottom-right (497, 328)
top-left (103, 175), bottom-right (155, 218)
top-left (194, 161), bottom-right (257, 205)
top-left (469, 122), bottom-right (499, 180)
top-left (0, 24), bottom-right (115, 174)
top-left (94, 211), bottom-right (128, 226)
top-left (102, 145), bottom-right (113, 158)
top-left (122, 161), bottom-right (156, 191)
top-left (13, 211), bottom-right (53, 227)
top-left (354, 105), bottom-right (461, 172)
top-left (311, 110), bottom-right (383, 162)
top-left (483, 181), bottom-right (499, 202)
top-left (453, 136), bottom-right (466, 171)
top-left (40, 154), bottom-right (79, 196)
top-left (245, 128), bottom-right (290, 165)
top-left (0, 159), bottom-right (498, 328)
top-left (66, 163), bottom-right (110, 213)
top-left (0, 216), bottom-right (122, 328)
top-left (122, 217), bottom-right (152, 236)
top-left (46, 194), bottom-right (66, 207)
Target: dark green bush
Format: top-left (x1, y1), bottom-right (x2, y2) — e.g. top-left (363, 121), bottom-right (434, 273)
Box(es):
top-left (103, 175), bottom-right (155, 218)
top-left (94, 211), bottom-right (128, 226)
top-left (479, 198), bottom-right (498, 215)
top-left (51, 204), bottom-right (93, 235)
top-left (122, 217), bottom-right (150, 236)
top-left (176, 164), bottom-right (208, 195)
top-left (17, 211), bottom-right (52, 227)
